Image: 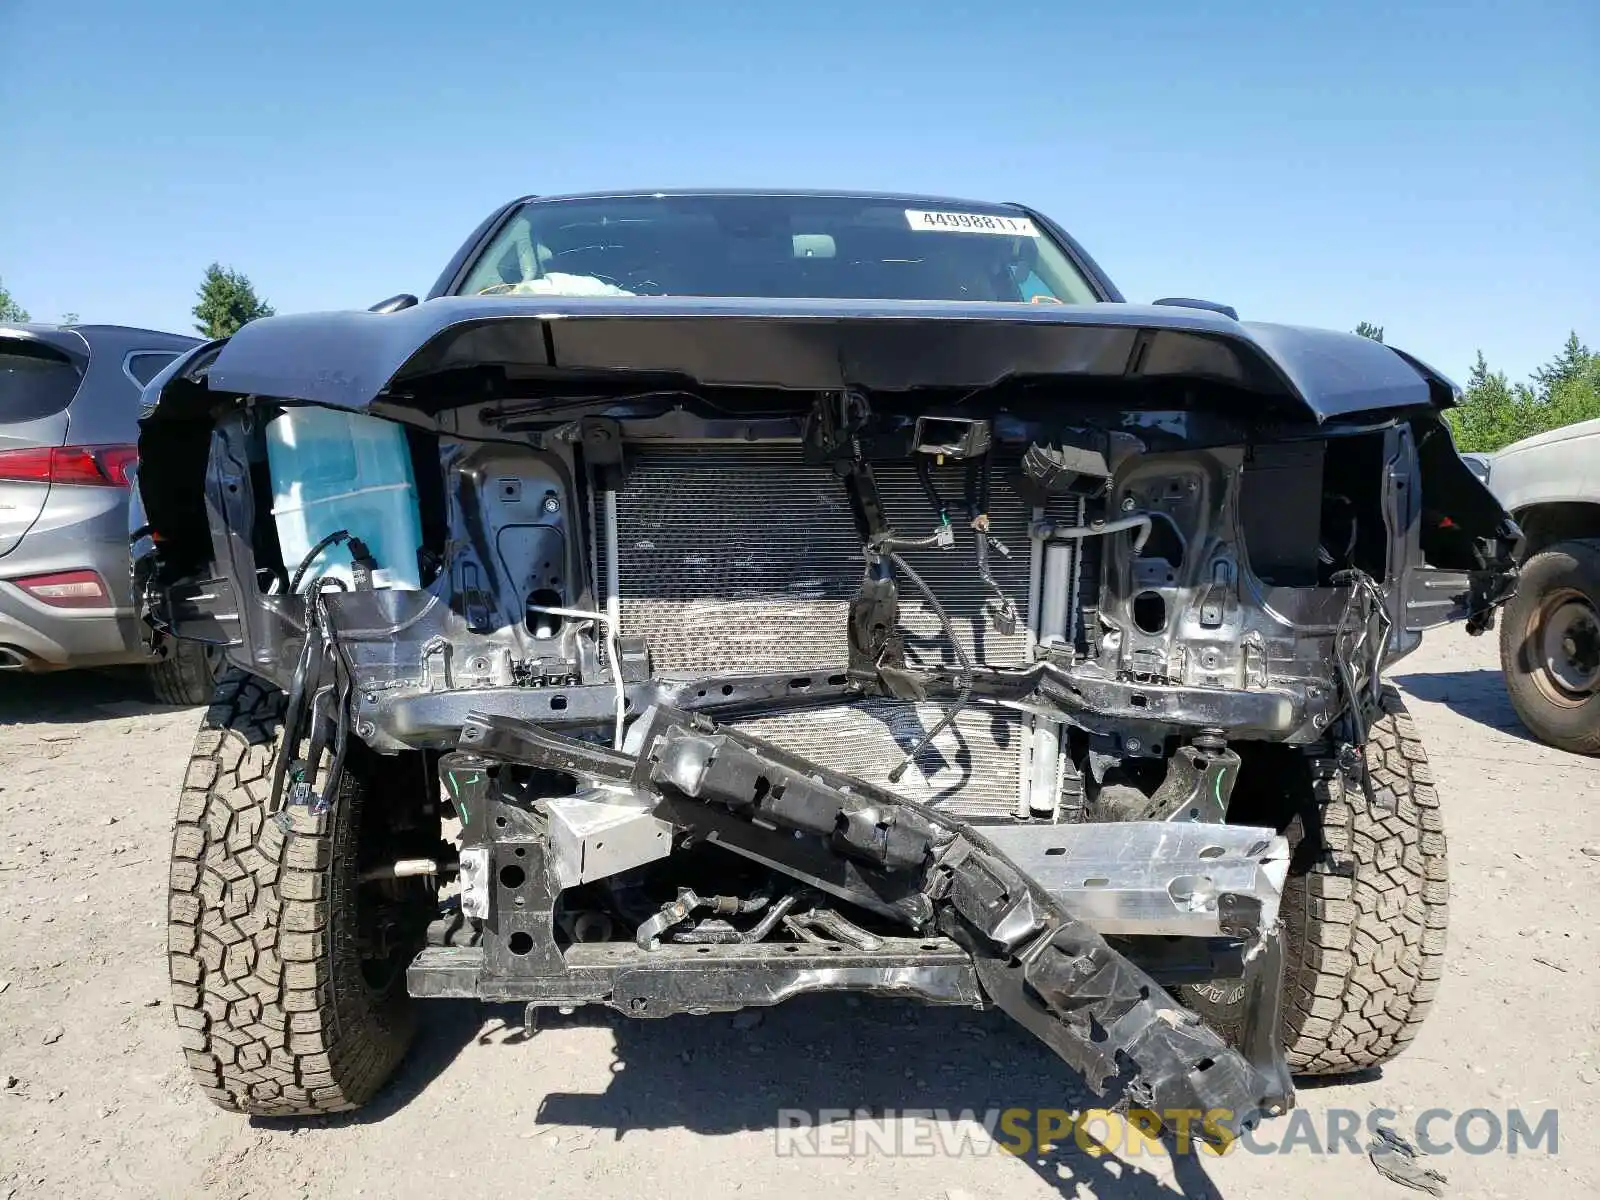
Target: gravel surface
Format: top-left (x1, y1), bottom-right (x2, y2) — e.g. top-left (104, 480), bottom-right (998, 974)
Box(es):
top-left (1, 625), bottom-right (1595, 1199)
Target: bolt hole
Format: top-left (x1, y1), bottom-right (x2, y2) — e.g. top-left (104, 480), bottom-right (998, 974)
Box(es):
top-left (495, 816), bottom-right (508, 828)
top-left (514, 847), bottom-right (526, 858)
top-left (500, 864), bottom-right (526, 889)
top-left (696, 947), bottom-right (711, 954)
top-left (1044, 846), bottom-right (1067, 857)
top-left (1132, 591), bottom-right (1167, 634)
top-left (919, 942), bottom-right (941, 951)
top-left (507, 931), bottom-right (534, 955)
top-left (1198, 846), bottom-right (1226, 859)
top-left (720, 684), bottom-right (734, 696)
top-left (783, 945), bottom-right (799, 953)
top-left (826, 945), bottom-right (842, 952)
top-left (549, 695), bottom-right (568, 711)
top-left (1083, 877), bottom-right (1110, 887)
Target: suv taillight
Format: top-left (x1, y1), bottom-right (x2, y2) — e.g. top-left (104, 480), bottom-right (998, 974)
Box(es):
top-left (0, 444), bottom-right (138, 487)
top-left (12, 569), bottom-right (112, 608)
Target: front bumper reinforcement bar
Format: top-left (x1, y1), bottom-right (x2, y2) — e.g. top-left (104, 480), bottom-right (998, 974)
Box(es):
top-left (444, 705), bottom-right (1295, 1146)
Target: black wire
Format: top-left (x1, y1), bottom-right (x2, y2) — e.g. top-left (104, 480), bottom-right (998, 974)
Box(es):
top-left (269, 578), bottom-right (359, 816)
top-left (1331, 569), bottom-right (1382, 807)
top-left (886, 550), bottom-right (974, 783)
top-left (288, 529), bottom-right (352, 594)
top-left (914, 456), bottom-right (949, 523)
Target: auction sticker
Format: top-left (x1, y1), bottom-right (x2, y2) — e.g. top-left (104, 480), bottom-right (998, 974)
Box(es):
top-left (905, 209), bottom-right (1039, 236)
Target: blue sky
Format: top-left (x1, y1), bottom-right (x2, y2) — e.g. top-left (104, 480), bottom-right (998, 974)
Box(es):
top-left (1, 0), bottom-right (1594, 384)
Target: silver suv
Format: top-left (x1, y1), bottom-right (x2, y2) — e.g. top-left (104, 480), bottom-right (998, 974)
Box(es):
top-left (0, 323), bottom-right (209, 699)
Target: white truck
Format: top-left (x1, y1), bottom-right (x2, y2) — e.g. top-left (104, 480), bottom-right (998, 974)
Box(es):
top-left (1484, 418), bottom-right (1600, 752)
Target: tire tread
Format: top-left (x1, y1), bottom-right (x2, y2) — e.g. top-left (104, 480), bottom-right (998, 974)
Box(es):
top-left (167, 671), bottom-right (410, 1115)
top-left (1282, 686), bottom-right (1447, 1073)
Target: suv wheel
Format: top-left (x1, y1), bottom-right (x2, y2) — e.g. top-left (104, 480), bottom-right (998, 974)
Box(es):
top-left (168, 670), bottom-right (434, 1114)
top-left (1184, 686), bottom-right (1447, 1074)
top-left (1500, 538), bottom-right (1600, 754)
top-left (148, 639), bottom-right (222, 706)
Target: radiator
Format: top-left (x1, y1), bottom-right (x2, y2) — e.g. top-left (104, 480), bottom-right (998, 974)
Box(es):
top-left (614, 443), bottom-right (1082, 820)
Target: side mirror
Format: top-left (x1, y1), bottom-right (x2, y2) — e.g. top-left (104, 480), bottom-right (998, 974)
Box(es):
top-left (368, 293), bottom-right (419, 314)
top-left (1153, 297), bottom-right (1238, 321)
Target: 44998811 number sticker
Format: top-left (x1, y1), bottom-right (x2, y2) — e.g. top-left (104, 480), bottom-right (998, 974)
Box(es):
top-left (904, 209), bottom-right (1039, 236)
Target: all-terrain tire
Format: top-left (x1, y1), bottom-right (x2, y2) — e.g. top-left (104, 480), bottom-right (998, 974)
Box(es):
top-left (1187, 686), bottom-right (1448, 1074)
top-left (1499, 538), bottom-right (1600, 755)
top-left (149, 638), bottom-right (220, 706)
top-left (167, 670), bottom-right (417, 1115)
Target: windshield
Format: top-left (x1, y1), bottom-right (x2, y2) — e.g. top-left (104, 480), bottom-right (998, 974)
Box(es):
top-left (455, 194), bottom-right (1100, 305)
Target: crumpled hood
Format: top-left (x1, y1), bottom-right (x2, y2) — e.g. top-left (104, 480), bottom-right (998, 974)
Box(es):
top-left (151, 296), bottom-right (1459, 424)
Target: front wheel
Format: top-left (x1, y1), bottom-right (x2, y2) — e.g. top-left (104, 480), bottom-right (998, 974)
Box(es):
top-left (1185, 687), bottom-right (1448, 1074)
top-left (1500, 538), bottom-right (1600, 754)
top-left (167, 671), bottom-right (435, 1115)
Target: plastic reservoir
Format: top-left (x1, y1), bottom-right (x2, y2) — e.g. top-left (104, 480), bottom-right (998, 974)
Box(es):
top-left (265, 407), bottom-right (423, 591)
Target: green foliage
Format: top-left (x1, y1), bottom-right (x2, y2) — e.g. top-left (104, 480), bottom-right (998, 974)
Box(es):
top-left (1543, 347), bottom-right (1600, 431)
top-left (0, 277), bottom-right (28, 323)
top-left (1532, 332), bottom-right (1592, 395)
top-left (1354, 321), bottom-right (1385, 342)
top-left (192, 263), bottom-right (274, 339)
top-left (59, 312), bottom-right (80, 325)
top-left (1446, 333), bottom-right (1600, 454)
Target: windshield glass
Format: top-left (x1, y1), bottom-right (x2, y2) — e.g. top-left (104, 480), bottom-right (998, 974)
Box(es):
top-left (455, 194), bottom-right (1100, 304)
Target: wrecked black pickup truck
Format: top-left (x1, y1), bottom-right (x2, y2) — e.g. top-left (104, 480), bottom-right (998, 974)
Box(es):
top-left (134, 191), bottom-right (1517, 1142)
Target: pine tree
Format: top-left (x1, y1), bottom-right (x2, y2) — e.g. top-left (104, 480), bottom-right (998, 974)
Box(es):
top-left (192, 263), bottom-right (275, 339)
top-left (1447, 352), bottom-right (1535, 453)
top-left (1531, 331), bottom-right (1593, 399)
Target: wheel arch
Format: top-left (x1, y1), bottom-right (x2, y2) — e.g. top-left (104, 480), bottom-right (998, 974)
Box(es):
top-left (1513, 501), bottom-right (1600, 562)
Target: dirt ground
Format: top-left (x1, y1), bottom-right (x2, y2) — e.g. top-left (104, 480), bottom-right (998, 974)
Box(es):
top-left (1, 624), bottom-right (1595, 1200)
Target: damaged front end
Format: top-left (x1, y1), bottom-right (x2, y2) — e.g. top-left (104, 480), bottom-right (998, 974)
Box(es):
top-left (134, 300), bottom-right (1516, 1145)
top-left (437, 706), bottom-right (1297, 1139)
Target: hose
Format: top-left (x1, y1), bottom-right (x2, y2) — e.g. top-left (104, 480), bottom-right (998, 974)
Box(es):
top-left (1030, 512), bottom-right (1154, 554)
